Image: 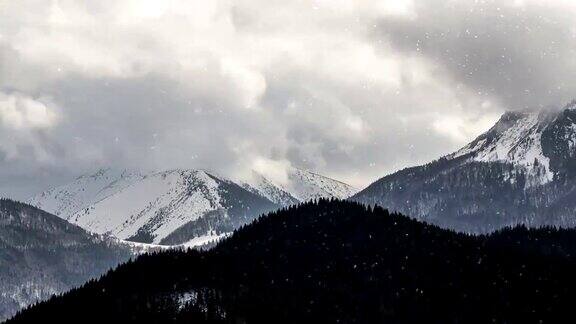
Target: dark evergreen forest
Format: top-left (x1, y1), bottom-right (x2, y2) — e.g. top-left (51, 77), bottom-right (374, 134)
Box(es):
top-left (7, 199), bottom-right (576, 323)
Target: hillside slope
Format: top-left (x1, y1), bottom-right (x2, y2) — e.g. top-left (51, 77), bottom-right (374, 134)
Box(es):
top-left (8, 199), bottom-right (576, 323)
top-left (0, 199), bottom-right (133, 321)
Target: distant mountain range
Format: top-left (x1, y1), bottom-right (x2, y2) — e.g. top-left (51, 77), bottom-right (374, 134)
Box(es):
top-left (28, 167), bottom-right (356, 245)
top-left (352, 101), bottom-right (576, 232)
top-left (25, 100), bottom-right (576, 240)
top-left (9, 200), bottom-right (576, 323)
top-left (0, 199), bottom-right (135, 321)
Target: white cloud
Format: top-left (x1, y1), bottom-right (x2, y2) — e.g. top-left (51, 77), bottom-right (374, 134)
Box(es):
top-left (0, 92), bottom-right (58, 130)
top-left (0, 92), bottom-right (60, 170)
top-left (432, 113), bottom-right (500, 143)
top-left (250, 156), bottom-right (291, 186)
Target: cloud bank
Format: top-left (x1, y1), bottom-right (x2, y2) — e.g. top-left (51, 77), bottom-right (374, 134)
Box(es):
top-left (1, 0), bottom-right (575, 198)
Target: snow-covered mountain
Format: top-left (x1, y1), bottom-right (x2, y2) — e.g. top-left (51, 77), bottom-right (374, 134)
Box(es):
top-left (0, 199), bottom-right (134, 321)
top-left (242, 168), bottom-right (357, 205)
top-left (448, 110), bottom-right (555, 186)
top-left (283, 168), bottom-right (358, 201)
top-left (29, 167), bottom-right (356, 244)
top-left (448, 102), bottom-right (576, 183)
top-left (352, 101), bottom-right (576, 233)
top-left (241, 171), bottom-right (300, 206)
top-left (29, 169), bottom-right (278, 245)
top-left (28, 168), bottom-right (145, 219)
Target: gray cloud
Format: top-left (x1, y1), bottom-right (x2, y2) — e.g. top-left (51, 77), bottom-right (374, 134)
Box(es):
top-left (374, 0), bottom-right (576, 110)
top-left (1, 0), bottom-right (575, 199)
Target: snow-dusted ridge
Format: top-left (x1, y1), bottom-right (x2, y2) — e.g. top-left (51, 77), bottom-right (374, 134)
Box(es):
top-left (240, 171), bottom-right (300, 206)
top-left (283, 168), bottom-right (358, 201)
top-left (242, 167), bottom-right (358, 205)
top-left (448, 109), bottom-right (562, 186)
top-left (72, 169), bottom-right (223, 243)
top-left (28, 168), bottom-right (145, 219)
top-left (352, 100), bottom-right (576, 233)
top-left (29, 167), bottom-right (356, 244)
top-left (28, 168), bottom-right (271, 244)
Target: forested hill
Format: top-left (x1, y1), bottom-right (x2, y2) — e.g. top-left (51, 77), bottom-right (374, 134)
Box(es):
top-left (8, 199), bottom-right (576, 323)
top-left (0, 199), bottom-right (133, 321)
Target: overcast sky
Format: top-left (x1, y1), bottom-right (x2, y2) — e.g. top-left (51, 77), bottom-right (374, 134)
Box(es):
top-left (1, 0), bottom-right (576, 199)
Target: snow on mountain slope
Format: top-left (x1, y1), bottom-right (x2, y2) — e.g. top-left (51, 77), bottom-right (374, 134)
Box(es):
top-left (29, 166), bottom-right (354, 243)
top-left (30, 169), bottom-right (278, 245)
top-left (70, 169), bottom-right (221, 243)
top-left (352, 100), bottom-right (576, 233)
top-left (450, 111), bottom-right (555, 185)
top-left (284, 168), bottom-right (358, 201)
top-left (242, 168), bottom-right (357, 205)
top-left (180, 231), bottom-right (229, 249)
top-left (28, 168), bottom-right (145, 218)
top-left (240, 171), bottom-right (300, 206)
top-left (120, 231), bottom-right (228, 251)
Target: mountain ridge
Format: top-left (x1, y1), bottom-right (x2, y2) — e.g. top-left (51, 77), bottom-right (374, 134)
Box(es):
top-left (29, 167), bottom-right (356, 244)
top-left (241, 167), bottom-right (357, 204)
top-left (352, 101), bottom-right (576, 232)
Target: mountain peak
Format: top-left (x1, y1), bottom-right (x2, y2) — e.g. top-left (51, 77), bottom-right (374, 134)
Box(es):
top-left (30, 165), bottom-right (357, 244)
top-left (240, 171), bottom-right (300, 206)
top-left (40, 167), bottom-right (277, 245)
top-left (562, 99), bottom-right (576, 111)
top-left (243, 167), bottom-right (357, 204)
top-left (449, 102), bottom-right (576, 185)
top-left (498, 110), bottom-right (532, 125)
top-left (285, 167), bottom-right (358, 201)
top-left (451, 109), bottom-right (552, 184)
top-left (352, 100), bottom-right (576, 233)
